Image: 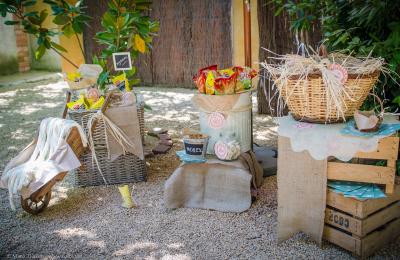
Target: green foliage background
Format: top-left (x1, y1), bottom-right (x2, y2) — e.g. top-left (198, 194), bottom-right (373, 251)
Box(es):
top-left (272, 0), bottom-right (400, 112)
top-left (93, 0), bottom-right (159, 90)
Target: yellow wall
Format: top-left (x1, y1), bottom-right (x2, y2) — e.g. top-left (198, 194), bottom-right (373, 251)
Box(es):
top-left (59, 31), bottom-right (85, 73)
top-left (231, 0), bottom-right (259, 87)
top-left (59, 0), bottom-right (85, 72)
top-left (29, 0), bottom-right (84, 72)
top-left (28, 1), bottom-right (61, 70)
top-left (231, 0), bottom-right (259, 70)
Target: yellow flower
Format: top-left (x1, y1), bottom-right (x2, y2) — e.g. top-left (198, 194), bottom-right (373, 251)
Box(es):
top-left (66, 72), bottom-right (81, 81)
top-left (134, 34), bottom-right (146, 53)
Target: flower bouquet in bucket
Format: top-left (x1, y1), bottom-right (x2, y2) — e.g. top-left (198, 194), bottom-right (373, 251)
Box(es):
top-left (191, 65), bottom-right (258, 155)
top-left (260, 46), bottom-right (390, 123)
top-left (193, 65), bottom-right (257, 95)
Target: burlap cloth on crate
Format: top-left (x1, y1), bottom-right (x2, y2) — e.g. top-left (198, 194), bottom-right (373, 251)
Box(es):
top-left (164, 159), bottom-right (252, 213)
top-left (104, 101), bottom-right (144, 161)
top-left (277, 136), bottom-right (327, 245)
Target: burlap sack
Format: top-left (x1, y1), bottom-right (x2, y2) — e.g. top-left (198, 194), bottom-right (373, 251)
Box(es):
top-left (164, 159), bottom-right (252, 213)
top-left (277, 136), bottom-right (327, 245)
top-left (239, 151), bottom-right (263, 188)
top-left (192, 94), bottom-right (240, 116)
top-left (105, 102), bottom-right (144, 161)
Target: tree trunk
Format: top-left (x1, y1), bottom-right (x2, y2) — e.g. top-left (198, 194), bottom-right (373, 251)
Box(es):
top-left (82, 0), bottom-right (109, 64)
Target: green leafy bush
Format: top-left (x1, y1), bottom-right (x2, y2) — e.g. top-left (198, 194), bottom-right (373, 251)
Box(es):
top-left (271, 0), bottom-right (400, 112)
top-left (93, 0), bottom-right (159, 90)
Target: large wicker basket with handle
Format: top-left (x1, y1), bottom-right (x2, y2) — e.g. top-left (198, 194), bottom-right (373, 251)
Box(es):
top-left (74, 114), bottom-right (147, 186)
top-left (68, 99), bottom-right (145, 142)
top-left (67, 93), bottom-right (147, 187)
top-left (278, 71), bottom-right (380, 123)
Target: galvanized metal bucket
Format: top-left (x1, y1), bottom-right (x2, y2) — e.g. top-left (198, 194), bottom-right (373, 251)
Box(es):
top-left (197, 92), bottom-right (252, 154)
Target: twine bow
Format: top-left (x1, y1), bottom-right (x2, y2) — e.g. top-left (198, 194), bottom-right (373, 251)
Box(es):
top-left (85, 110), bottom-right (138, 185)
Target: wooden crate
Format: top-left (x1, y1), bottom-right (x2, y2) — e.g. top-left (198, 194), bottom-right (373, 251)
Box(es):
top-left (327, 136), bottom-right (399, 194)
top-left (323, 183), bottom-right (400, 258)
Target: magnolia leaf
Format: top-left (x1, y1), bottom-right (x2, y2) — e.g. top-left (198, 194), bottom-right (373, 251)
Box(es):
top-left (101, 12), bottom-right (114, 28)
top-left (39, 9), bottom-right (48, 23)
top-left (134, 34), bottom-right (146, 53)
top-left (393, 96), bottom-right (400, 105)
top-left (22, 1), bottom-right (37, 7)
top-left (35, 44), bottom-right (46, 59)
top-left (117, 16), bottom-right (124, 28)
top-left (4, 20), bottom-right (19, 25)
top-left (92, 55), bottom-right (99, 64)
top-left (24, 11), bottom-right (38, 17)
top-left (43, 0), bottom-right (58, 4)
top-left (129, 78), bottom-right (141, 86)
top-left (28, 16), bottom-right (42, 25)
top-left (97, 71), bottom-right (109, 85)
top-left (72, 20), bottom-right (83, 33)
top-left (62, 24), bottom-right (74, 37)
top-left (125, 67), bottom-right (136, 77)
top-left (53, 14), bottom-right (70, 25)
top-left (50, 41), bottom-right (67, 52)
top-left (44, 38), bottom-right (51, 49)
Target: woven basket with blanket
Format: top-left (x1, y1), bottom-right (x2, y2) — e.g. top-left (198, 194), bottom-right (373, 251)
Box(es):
top-left (68, 92), bottom-right (146, 187)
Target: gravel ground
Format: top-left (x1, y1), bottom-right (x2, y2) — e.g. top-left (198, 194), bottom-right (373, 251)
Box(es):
top-left (0, 80), bottom-right (399, 259)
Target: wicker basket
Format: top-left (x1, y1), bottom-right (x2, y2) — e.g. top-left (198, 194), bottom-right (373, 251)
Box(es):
top-left (68, 101), bottom-right (145, 142)
top-left (277, 72), bottom-right (380, 123)
top-left (68, 102), bottom-right (146, 187)
top-left (76, 146), bottom-right (147, 186)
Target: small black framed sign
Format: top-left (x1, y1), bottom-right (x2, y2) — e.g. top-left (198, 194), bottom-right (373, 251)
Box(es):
top-left (112, 52), bottom-right (132, 71)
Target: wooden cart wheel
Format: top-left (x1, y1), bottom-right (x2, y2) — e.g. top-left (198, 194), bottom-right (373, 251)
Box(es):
top-left (20, 191), bottom-right (52, 215)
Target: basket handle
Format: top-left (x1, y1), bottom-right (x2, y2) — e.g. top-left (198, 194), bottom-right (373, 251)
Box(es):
top-left (62, 90), bottom-right (72, 119)
top-left (318, 44), bottom-right (328, 58)
top-left (89, 92), bottom-right (113, 133)
top-left (100, 92), bottom-right (113, 114)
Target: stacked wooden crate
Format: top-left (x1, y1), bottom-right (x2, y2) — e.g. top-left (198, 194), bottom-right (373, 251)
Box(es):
top-left (323, 136), bottom-right (400, 258)
top-left (327, 136), bottom-right (399, 194)
top-left (324, 183), bottom-right (400, 258)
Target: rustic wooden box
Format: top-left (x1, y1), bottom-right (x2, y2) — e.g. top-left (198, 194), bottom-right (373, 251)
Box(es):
top-left (327, 136), bottom-right (399, 194)
top-left (323, 182), bottom-right (400, 258)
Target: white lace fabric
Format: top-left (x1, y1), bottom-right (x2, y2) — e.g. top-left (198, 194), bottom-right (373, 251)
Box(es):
top-left (278, 115), bottom-right (399, 161)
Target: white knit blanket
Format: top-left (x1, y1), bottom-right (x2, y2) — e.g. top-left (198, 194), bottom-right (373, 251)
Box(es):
top-left (0, 118), bottom-right (87, 210)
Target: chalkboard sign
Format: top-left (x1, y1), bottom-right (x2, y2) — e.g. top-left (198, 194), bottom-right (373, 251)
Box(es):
top-left (112, 52), bottom-right (132, 71)
top-left (184, 142), bottom-right (205, 156)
